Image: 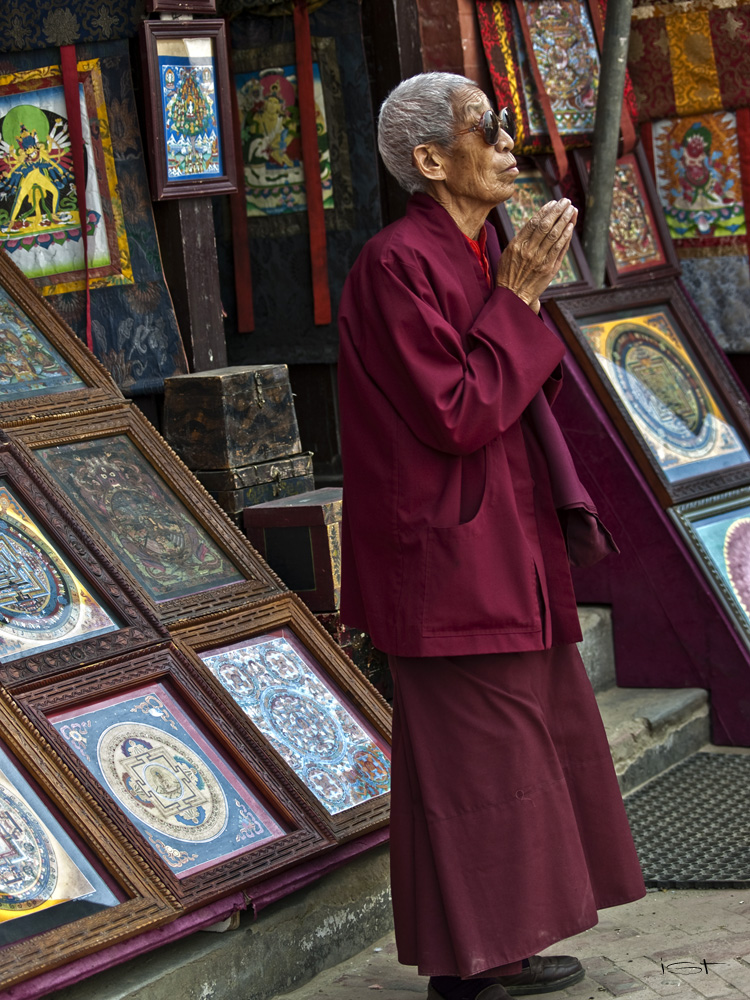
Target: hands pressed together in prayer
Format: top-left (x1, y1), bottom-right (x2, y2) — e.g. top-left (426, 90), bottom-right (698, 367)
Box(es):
top-left (495, 198), bottom-right (577, 314)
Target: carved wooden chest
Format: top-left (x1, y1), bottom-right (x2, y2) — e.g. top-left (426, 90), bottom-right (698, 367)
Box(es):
top-left (195, 452), bottom-right (315, 524)
top-left (163, 365), bottom-right (302, 471)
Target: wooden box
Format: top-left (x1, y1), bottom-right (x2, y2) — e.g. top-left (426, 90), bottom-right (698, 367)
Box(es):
top-left (196, 452), bottom-right (315, 524)
top-left (163, 365), bottom-right (302, 471)
top-left (243, 488), bottom-right (342, 612)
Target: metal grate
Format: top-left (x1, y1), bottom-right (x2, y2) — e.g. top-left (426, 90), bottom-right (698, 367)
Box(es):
top-left (624, 752), bottom-right (750, 889)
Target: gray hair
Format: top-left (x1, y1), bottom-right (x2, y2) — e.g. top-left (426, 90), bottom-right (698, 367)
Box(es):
top-left (377, 72), bottom-right (477, 195)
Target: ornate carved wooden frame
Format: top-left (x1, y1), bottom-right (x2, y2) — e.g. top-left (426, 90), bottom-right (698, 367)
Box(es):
top-left (669, 487), bottom-right (750, 655)
top-left (571, 142), bottom-right (681, 288)
top-left (0, 433), bottom-right (164, 690)
top-left (8, 403), bottom-right (285, 623)
top-left (491, 155), bottom-right (593, 300)
top-left (0, 685), bottom-right (178, 990)
top-left (172, 593), bottom-right (392, 841)
top-left (17, 642), bottom-right (333, 910)
top-left (0, 251), bottom-right (123, 426)
top-left (548, 280), bottom-right (750, 507)
top-left (139, 19), bottom-right (238, 201)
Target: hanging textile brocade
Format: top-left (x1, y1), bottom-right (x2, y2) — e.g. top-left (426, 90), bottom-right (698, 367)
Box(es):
top-left (628, 0), bottom-right (750, 352)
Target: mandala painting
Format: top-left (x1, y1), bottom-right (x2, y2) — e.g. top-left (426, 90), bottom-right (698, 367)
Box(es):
top-left (580, 308), bottom-right (750, 483)
top-left (35, 436), bottom-right (243, 604)
top-left (51, 682), bottom-right (285, 877)
top-left (0, 285), bottom-right (83, 401)
top-left (505, 168), bottom-right (580, 285)
top-left (0, 60), bottom-right (132, 295)
top-left (520, 0), bottom-right (600, 136)
top-left (158, 39), bottom-right (223, 182)
top-left (689, 503), bottom-right (750, 631)
top-left (608, 155), bottom-right (667, 275)
top-left (0, 742), bottom-right (118, 948)
top-left (651, 111), bottom-right (746, 253)
top-left (0, 484), bottom-right (118, 663)
top-left (201, 631), bottom-right (390, 815)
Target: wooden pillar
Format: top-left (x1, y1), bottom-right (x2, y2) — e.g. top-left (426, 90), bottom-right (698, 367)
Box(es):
top-left (154, 197), bottom-right (228, 372)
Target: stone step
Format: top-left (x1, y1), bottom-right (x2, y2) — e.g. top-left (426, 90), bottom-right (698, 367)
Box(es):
top-left (597, 685), bottom-right (710, 795)
top-left (577, 605), bottom-right (710, 794)
top-left (577, 604), bottom-right (616, 693)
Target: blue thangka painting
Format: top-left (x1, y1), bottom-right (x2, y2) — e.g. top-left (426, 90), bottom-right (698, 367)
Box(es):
top-left (201, 631), bottom-right (391, 816)
top-left (0, 738), bottom-right (119, 947)
top-left (51, 682), bottom-right (285, 877)
top-left (159, 56), bottom-right (223, 182)
top-left (0, 286), bottom-right (83, 401)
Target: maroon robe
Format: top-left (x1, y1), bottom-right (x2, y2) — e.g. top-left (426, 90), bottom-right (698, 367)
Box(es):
top-left (338, 194), bottom-right (645, 977)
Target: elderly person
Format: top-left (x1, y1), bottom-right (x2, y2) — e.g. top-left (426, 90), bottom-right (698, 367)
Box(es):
top-left (337, 73), bottom-right (645, 1000)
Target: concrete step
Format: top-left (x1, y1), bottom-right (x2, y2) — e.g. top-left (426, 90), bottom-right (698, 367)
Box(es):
top-left (577, 605), bottom-right (710, 794)
top-left (597, 685), bottom-right (710, 794)
top-left (577, 604), bottom-right (616, 693)
top-left (44, 844), bottom-right (393, 1000)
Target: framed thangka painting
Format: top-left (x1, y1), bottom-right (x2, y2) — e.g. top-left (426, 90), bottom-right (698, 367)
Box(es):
top-left (670, 488), bottom-right (750, 656)
top-left (572, 143), bottom-right (680, 286)
top-left (140, 20), bottom-right (237, 200)
top-left (173, 594), bottom-right (391, 840)
top-left (0, 436), bottom-right (162, 691)
top-left (0, 250), bottom-right (122, 424)
top-left (648, 111), bottom-right (747, 257)
top-left (19, 644), bottom-right (330, 908)
top-left (0, 685), bottom-right (176, 989)
top-left (233, 39), bottom-right (354, 238)
top-left (547, 281), bottom-right (750, 506)
top-left (492, 155), bottom-right (592, 297)
top-left (10, 404), bottom-right (283, 623)
top-left (0, 58), bottom-right (133, 296)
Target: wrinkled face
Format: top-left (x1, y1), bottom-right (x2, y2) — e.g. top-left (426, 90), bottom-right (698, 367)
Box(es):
top-left (440, 88), bottom-right (517, 208)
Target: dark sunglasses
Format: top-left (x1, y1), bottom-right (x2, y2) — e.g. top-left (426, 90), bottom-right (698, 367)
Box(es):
top-left (454, 107), bottom-right (515, 146)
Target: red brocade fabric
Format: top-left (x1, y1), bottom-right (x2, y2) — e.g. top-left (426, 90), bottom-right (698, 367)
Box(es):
top-left (388, 644), bottom-right (646, 978)
top-left (628, 1), bottom-right (750, 122)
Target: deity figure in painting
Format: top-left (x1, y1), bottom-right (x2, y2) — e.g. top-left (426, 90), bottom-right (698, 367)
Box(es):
top-left (674, 123), bottom-right (729, 221)
top-left (0, 114), bottom-right (72, 234)
top-left (252, 79), bottom-right (298, 169)
top-left (530, 1), bottom-right (598, 114)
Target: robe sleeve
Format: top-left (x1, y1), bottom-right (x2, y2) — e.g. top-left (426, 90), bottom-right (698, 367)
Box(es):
top-left (344, 250), bottom-right (566, 456)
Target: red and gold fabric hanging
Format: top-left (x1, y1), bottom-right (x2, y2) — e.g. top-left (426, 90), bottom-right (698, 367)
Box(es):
top-left (629, 0), bottom-right (750, 122)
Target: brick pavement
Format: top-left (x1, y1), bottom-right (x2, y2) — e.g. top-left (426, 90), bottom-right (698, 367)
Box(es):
top-left (271, 889), bottom-right (750, 1000)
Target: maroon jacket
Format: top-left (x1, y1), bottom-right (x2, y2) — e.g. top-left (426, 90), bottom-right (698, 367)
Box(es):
top-left (338, 194), bottom-right (610, 657)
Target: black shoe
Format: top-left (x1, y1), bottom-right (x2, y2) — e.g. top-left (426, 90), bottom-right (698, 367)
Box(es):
top-left (496, 955), bottom-right (585, 995)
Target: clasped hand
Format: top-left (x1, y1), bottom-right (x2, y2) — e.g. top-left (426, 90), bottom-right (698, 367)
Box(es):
top-left (495, 198), bottom-right (577, 314)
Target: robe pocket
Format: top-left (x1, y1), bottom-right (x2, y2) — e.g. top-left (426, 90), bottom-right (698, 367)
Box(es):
top-left (421, 510), bottom-right (539, 637)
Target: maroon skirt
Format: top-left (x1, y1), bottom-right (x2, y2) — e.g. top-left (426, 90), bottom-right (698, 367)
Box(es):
top-left (388, 643), bottom-right (646, 978)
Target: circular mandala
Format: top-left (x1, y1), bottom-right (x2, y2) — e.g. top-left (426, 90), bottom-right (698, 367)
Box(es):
top-left (0, 783), bottom-right (57, 910)
top-left (304, 765), bottom-right (347, 808)
top-left (97, 723), bottom-right (228, 843)
top-left (264, 647), bottom-right (302, 680)
top-left (262, 688), bottom-right (344, 760)
top-left (608, 323), bottom-right (715, 457)
top-left (0, 517), bottom-right (80, 637)
top-left (216, 659), bottom-right (258, 700)
top-left (724, 518), bottom-right (750, 619)
top-left (352, 748), bottom-right (391, 792)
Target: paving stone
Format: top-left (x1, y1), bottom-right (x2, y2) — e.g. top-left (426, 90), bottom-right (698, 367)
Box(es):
top-left (712, 961), bottom-right (750, 994)
top-left (271, 888), bottom-right (750, 1000)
